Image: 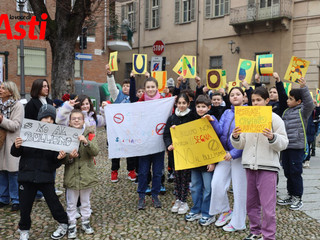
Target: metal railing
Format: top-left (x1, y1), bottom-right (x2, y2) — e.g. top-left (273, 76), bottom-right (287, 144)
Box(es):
top-left (107, 24), bottom-right (133, 45)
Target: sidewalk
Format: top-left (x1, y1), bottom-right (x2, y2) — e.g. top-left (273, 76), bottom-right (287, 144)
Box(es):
top-left (278, 148), bottom-right (320, 223)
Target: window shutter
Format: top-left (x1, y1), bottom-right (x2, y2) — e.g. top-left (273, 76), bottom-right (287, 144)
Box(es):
top-left (174, 0), bottom-right (180, 24)
top-left (121, 5), bottom-right (126, 23)
top-left (225, 0), bottom-right (229, 14)
top-left (157, 0), bottom-right (160, 28)
top-left (190, 0), bottom-right (195, 21)
top-left (145, 0), bottom-right (149, 29)
top-left (205, 0), bottom-right (212, 18)
top-left (133, 2), bottom-right (137, 31)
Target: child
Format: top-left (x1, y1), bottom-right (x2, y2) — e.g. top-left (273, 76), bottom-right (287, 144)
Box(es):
top-left (62, 109), bottom-right (99, 239)
top-left (231, 87), bottom-right (289, 240)
top-left (184, 95), bottom-right (216, 226)
top-left (208, 92), bottom-right (226, 120)
top-left (277, 78), bottom-right (314, 210)
top-left (163, 93), bottom-right (193, 214)
top-left (209, 87), bottom-right (247, 232)
top-left (11, 104), bottom-right (68, 240)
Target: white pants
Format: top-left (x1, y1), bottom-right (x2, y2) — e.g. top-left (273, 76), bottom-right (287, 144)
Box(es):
top-left (209, 158), bottom-right (247, 230)
top-left (66, 188), bottom-right (92, 225)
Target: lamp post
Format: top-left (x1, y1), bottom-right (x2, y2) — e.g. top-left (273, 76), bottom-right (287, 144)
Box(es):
top-left (18, 0), bottom-right (27, 99)
top-left (228, 40), bottom-right (240, 54)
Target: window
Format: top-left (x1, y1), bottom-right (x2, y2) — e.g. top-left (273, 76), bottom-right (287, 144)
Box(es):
top-left (16, 0), bottom-right (46, 13)
top-left (175, 0), bottom-right (195, 24)
top-left (260, 0), bottom-right (279, 8)
top-left (145, 0), bottom-right (160, 29)
top-left (121, 2), bottom-right (137, 32)
top-left (17, 48), bottom-right (46, 76)
top-left (209, 56), bottom-right (222, 69)
top-left (74, 60), bottom-right (80, 78)
top-left (205, 0), bottom-right (229, 18)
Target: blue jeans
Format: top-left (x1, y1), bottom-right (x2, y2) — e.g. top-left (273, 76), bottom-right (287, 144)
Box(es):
top-left (137, 151), bottom-right (164, 198)
top-left (0, 171), bottom-right (19, 204)
top-left (190, 170), bottom-right (213, 218)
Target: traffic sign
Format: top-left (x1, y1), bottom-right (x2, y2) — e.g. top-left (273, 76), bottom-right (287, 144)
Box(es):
top-left (153, 40), bottom-right (165, 55)
top-left (75, 53), bottom-right (93, 61)
top-left (151, 56), bottom-right (163, 72)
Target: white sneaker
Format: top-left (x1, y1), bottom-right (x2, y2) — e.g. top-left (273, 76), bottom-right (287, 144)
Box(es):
top-left (82, 220), bottom-right (94, 234)
top-left (68, 224), bottom-right (77, 239)
top-left (51, 223), bottom-right (68, 239)
top-left (215, 210), bottom-right (232, 227)
top-left (171, 200), bottom-right (181, 213)
top-left (55, 189), bottom-right (63, 196)
top-left (178, 202), bottom-right (189, 214)
top-left (19, 230), bottom-right (29, 240)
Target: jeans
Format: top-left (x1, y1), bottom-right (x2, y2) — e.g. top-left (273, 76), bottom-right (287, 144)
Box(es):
top-left (137, 151), bottom-right (164, 198)
top-left (0, 171), bottom-right (19, 204)
top-left (190, 170), bottom-right (213, 218)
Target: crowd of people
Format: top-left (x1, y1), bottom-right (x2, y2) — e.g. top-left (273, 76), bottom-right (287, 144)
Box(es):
top-left (0, 65), bottom-right (319, 240)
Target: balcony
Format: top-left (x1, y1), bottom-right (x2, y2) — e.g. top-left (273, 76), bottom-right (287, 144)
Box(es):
top-left (107, 24), bottom-right (133, 51)
top-left (230, 0), bottom-right (292, 32)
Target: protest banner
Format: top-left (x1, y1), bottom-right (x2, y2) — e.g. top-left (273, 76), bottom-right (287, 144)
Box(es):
top-left (284, 56), bottom-right (310, 83)
top-left (132, 54), bottom-right (147, 74)
top-left (283, 82), bottom-right (292, 96)
top-left (256, 54), bottom-right (273, 76)
top-left (170, 118), bottom-right (225, 170)
top-left (235, 59), bottom-right (255, 83)
top-left (109, 51), bottom-right (118, 71)
top-left (105, 97), bottom-right (175, 158)
top-left (182, 55), bottom-right (196, 78)
top-left (207, 69), bottom-right (224, 90)
top-left (316, 88), bottom-right (320, 104)
top-left (151, 71), bottom-right (167, 92)
top-left (235, 106), bottom-right (272, 133)
top-left (20, 119), bottom-right (83, 153)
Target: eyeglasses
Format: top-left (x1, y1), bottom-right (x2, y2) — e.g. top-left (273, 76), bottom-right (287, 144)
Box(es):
top-left (70, 117), bottom-right (83, 121)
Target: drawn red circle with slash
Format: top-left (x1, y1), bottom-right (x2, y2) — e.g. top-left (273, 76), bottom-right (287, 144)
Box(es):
top-left (155, 123), bottom-right (166, 135)
top-left (113, 113), bottom-right (124, 124)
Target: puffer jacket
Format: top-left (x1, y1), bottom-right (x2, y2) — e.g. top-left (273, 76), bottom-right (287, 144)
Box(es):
top-left (62, 126), bottom-right (99, 190)
top-left (282, 86), bottom-right (314, 149)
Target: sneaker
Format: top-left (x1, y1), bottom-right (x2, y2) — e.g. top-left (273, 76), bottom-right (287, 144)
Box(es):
top-left (222, 223), bottom-right (245, 232)
top-left (185, 212), bottom-right (202, 222)
top-left (111, 170), bottom-right (118, 183)
top-left (55, 189), bottom-right (63, 196)
top-left (152, 195), bottom-right (162, 208)
top-left (19, 230), bottom-right (29, 240)
top-left (11, 204), bottom-right (20, 211)
top-left (138, 198), bottom-right (146, 210)
top-left (277, 195), bottom-right (294, 205)
top-left (168, 173), bottom-right (174, 183)
top-left (215, 210), bottom-right (232, 227)
top-left (145, 186), bottom-right (151, 195)
top-left (171, 200), bottom-right (181, 213)
top-left (178, 202), bottom-right (189, 215)
top-left (160, 185), bottom-right (166, 195)
top-left (67, 225), bottom-right (77, 239)
top-left (199, 216), bottom-right (216, 226)
top-left (82, 220), bottom-right (94, 234)
top-left (51, 223), bottom-right (68, 239)
top-left (243, 233), bottom-right (262, 240)
top-left (128, 170), bottom-right (137, 181)
top-left (289, 196), bottom-right (303, 211)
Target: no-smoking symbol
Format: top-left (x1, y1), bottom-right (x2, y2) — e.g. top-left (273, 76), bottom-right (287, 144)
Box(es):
top-left (113, 113), bottom-right (124, 124)
top-left (155, 123), bottom-right (166, 135)
top-left (208, 140), bottom-right (219, 151)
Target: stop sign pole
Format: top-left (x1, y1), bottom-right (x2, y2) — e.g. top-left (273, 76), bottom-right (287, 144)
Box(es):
top-left (153, 40), bottom-right (165, 55)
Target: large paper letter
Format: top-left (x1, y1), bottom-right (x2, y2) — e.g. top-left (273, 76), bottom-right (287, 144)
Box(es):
top-left (109, 51), bottom-right (118, 71)
top-left (228, 81), bottom-right (240, 92)
top-left (284, 56), bottom-right (310, 83)
top-left (316, 88), bottom-right (320, 104)
top-left (132, 54), bottom-right (147, 74)
top-left (236, 59), bottom-right (255, 83)
top-left (283, 82), bottom-right (292, 96)
top-left (172, 55), bottom-right (184, 76)
top-left (256, 54), bottom-right (273, 76)
top-left (207, 69), bottom-right (222, 90)
top-left (152, 71), bottom-right (167, 92)
top-left (182, 55), bottom-right (196, 78)
top-left (221, 70), bottom-right (227, 88)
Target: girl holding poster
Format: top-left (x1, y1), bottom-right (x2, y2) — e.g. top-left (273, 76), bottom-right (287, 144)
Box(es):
top-left (231, 87), bottom-right (288, 240)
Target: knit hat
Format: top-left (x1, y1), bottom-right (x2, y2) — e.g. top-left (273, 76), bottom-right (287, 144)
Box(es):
top-left (53, 99), bottom-right (63, 108)
top-left (37, 104), bottom-right (56, 121)
top-left (62, 93), bottom-right (70, 102)
top-left (167, 78), bottom-right (175, 88)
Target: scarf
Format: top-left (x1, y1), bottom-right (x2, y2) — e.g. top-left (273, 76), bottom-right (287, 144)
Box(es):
top-left (0, 98), bottom-right (16, 119)
top-left (144, 91), bottom-right (161, 101)
top-left (175, 108), bottom-right (190, 117)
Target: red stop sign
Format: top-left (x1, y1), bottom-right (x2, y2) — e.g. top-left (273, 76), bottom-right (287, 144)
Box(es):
top-left (153, 40), bottom-right (165, 55)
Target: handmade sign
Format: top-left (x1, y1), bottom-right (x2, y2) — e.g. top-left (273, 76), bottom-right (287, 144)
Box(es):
top-left (316, 88), bottom-right (320, 104)
top-left (105, 97), bottom-right (175, 158)
top-left (151, 71), bottom-right (167, 92)
top-left (170, 118), bottom-right (225, 170)
top-left (235, 106), bottom-right (272, 133)
top-left (283, 82), bottom-right (292, 96)
top-left (228, 81), bottom-right (240, 92)
top-left (221, 70), bottom-right (227, 88)
top-left (235, 59), bottom-right (255, 83)
top-left (284, 56), bottom-right (310, 83)
top-left (207, 69), bottom-right (223, 90)
top-left (109, 51), bottom-right (118, 71)
top-left (310, 92), bottom-right (313, 99)
top-left (256, 54), bottom-right (273, 76)
top-left (20, 119), bottom-right (83, 153)
top-left (132, 54), bottom-right (147, 74)
top-left (182, 55), bottom-right (196, 78)
top-left (172, 55), bottom-right (184, 76)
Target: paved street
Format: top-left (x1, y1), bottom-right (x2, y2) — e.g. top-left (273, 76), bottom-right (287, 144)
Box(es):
top-left (0, 128), bottom-right (320, 239)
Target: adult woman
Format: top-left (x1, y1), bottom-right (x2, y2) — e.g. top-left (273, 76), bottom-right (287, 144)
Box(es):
top-left (0, 81), bottom-right (24, 211)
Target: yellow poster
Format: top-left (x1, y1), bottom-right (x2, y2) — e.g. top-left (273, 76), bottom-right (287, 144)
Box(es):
top-left (316, 88), bottom-right (320, 104)
top-left (256, 54), bottom-right (273, 76)
top-left (228, 81), bottom-right (240, 92)
top-left (235, 59), bottom-right (255, 83)
top-left (182, 55), bottom-right (197, 78)
top-left (172, 55), bottom-right (184, 76)
top-left (109, 51), bottom-right (118, 71)
top-left (235, 106), bottom-right (272, 133)
top-left (221, 70), bottom-right (227, 88)
top-left (207, 69), bottom-right (223, 90)
top-left (283, 82), bottom-right (292, 96)
top-left (284, 56), bottom-right (310, 83)
top-left (310, 92), bottom-right (313, 99)
top-left (171, 118), bottom-right (225, 170)
top-left (132, 54), bottom-right (147, 74)
top-left (151, 71), bottom-right (167, 93)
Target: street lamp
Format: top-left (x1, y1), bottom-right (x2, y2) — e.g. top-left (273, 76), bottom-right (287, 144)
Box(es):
top-left (228, 40), bottom-right (240, 54)
top-left (18, 0), bottom-right (27, 99)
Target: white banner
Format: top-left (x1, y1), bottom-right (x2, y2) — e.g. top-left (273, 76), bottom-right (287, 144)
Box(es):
top-left (0, 58), bottom-right (3, 83)
top-left (20, 119), bottom-right (83, 153)
top-left (105, 97), bottom-right (175, 158)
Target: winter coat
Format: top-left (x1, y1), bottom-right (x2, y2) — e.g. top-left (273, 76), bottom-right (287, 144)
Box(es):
top-left (0, 101), bottom-right (24, 172)
top-left (306, 107), bottom-right (320, 143)
top-left (11, 144), bottom-right (61, 183)
top-left (25, 97), bottom-right (53, 120)
top-left (62, 126), bottom-right (99, 190)
top-left (107, 75), bottom-right (130, 103)
top-left (208, 106), bottom-right (226, 121)
top-left (231, 112), bottom-right (289, 172)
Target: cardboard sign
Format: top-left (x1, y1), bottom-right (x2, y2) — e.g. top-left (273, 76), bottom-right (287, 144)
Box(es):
top-left (172, 55), bottom-right (184, 76)
top-left (235, 106), bottom-right (272, 133)
top-left (132, 54), bottom-right (147, 74)
top-left (221, 70), bottom-right (227, 88)
top-left (109, 51), bottom-right (118, 71)
top-left (256, 54), bottom-right (273, 76)
top-left (228, 81), bottom-right (240, 92)
top-left (171, 118), bottom-right (225, 170)
top-left (283, 82), bottom-right (292, 96)
top-left (316, 88), bottom-right (320, 104)
top-left (20, 119), bottom-right (83, 153)
top-left (182, 55), bottom-right (196, 78)
top-left (151, 71), bottom-right (167, 92)
top-left (207, 69), bottom-right (223, 90)
top-left (235, 59), bottom-right (255, 83)
top-left (284, 56), bottom-right (310, 83)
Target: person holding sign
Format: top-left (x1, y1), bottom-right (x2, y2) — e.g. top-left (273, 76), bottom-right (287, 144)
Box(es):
top-left (209, 87), bottom-right (247, 232)
top-left (231, 87), bottom-right (289, 240)
top-left (11, 105), bottom-right (68, 240)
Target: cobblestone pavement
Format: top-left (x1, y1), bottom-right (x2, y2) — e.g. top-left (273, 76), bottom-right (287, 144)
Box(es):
top-left (1, 129), bottom-right (320, 239)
